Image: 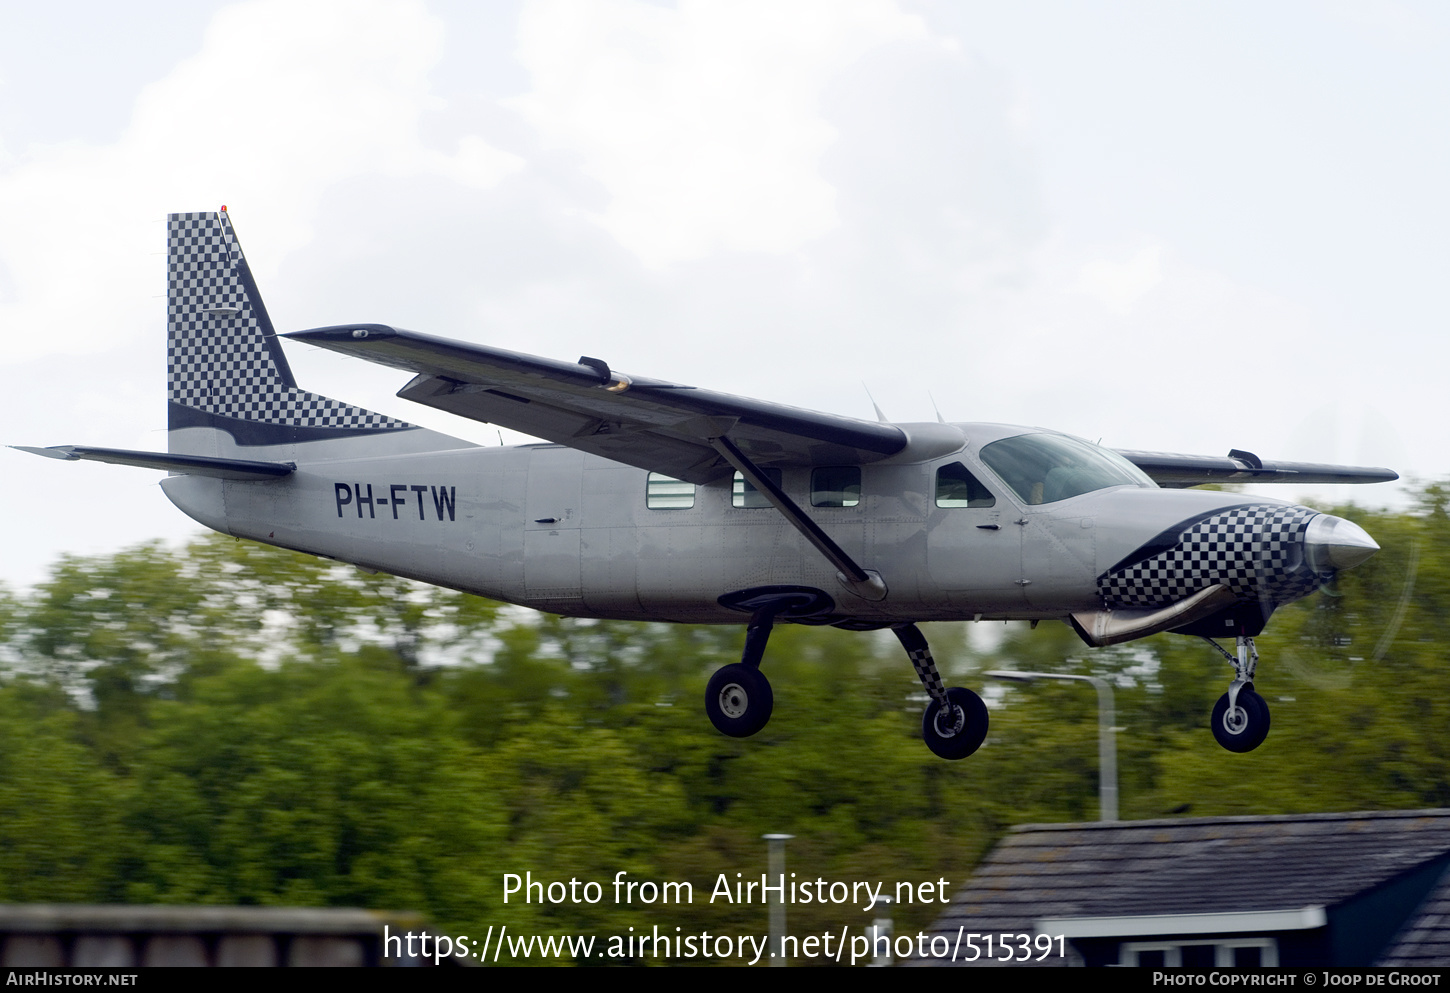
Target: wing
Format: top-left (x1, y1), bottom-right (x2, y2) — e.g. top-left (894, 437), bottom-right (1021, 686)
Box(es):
top-left (1115, 448), bottom-right (1398, 488)
top-left (285, 325), bottom-right (906, 484)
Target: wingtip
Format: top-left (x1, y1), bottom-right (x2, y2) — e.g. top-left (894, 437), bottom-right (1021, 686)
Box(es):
top-left (10, 445), bottom-right (80, 461)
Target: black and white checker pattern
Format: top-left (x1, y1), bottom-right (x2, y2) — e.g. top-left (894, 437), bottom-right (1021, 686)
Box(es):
top-left (1099, 505), bottom-right (1322, 610)
top-left (167, 212), bottom-right (410, 432)
top-left (905, 645), bottom-right (946, 702)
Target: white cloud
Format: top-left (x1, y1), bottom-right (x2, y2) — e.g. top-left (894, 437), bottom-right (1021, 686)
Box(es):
top-left (1073, 245), bottom-right (1163, 316)
top-left (0, 0), bottom-right (522, 363)
top-left (508, 0), bottom-right (929, 267)
top-left (1, 1), bottom-right (1439, 591)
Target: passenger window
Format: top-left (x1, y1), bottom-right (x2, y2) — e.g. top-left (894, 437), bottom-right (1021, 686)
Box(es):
top-left (936, 462), bottom-right (995, 508)
top-left (731, 469), bottom-right (780, 508)
top-left (646, 472), bottom-right (694, 509)
top-left (811, 467), bottom-right (860, 508)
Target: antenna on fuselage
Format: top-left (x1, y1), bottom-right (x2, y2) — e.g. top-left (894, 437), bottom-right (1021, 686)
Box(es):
top-left (928, 391), bottom-right (945, 424)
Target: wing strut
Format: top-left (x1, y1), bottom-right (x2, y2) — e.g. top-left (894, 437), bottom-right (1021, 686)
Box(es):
top-left (708, 435), bottom-right (887, 601)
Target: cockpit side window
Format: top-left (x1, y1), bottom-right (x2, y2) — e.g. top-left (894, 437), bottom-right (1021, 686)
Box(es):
top-left (979, 433), bottom-right (1153, 505)
top-left (935, 462), bottom-right (995, 508)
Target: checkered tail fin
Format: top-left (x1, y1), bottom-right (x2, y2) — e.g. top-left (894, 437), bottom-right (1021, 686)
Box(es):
top-left (166, 209), bottom-right (418, 455)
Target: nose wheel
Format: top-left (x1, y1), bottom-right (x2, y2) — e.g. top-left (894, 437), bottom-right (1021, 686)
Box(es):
top-left (1203, 635), bottom-right (1272, 753)
top-left (1211, 687), bottom-right (1271, 752)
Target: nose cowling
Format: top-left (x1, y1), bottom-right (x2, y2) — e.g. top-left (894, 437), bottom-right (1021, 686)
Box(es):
top-left (1304, 514), bottom-right (1380, 572)
top-left (1097, 504), bottom-right (1378, 615)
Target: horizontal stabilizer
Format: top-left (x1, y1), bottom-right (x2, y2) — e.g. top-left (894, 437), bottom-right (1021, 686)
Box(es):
top-left (12, 446), bottom-right (294, 480)
top-left (1115, 449), bottom-right (1398, 487)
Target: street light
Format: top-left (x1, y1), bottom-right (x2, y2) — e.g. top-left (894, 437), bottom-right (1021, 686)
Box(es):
top-left (762, 833), bottom-right (794, 967)
top-left (865, 894), bottom-right (893, 967)
top-left (985, 670), bottom-right (1118, 822)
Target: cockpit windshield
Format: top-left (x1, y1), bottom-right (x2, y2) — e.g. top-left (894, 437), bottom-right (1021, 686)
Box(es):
top-left (979, 433), bottom-right (1155, 505)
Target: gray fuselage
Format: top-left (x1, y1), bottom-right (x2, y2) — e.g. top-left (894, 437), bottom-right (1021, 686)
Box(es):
top-left (159, 421), bottom-right (1282, 625)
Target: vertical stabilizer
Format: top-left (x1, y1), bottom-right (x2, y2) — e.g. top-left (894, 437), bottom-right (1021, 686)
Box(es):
top-left (166, 209), bottom-right (465, 459)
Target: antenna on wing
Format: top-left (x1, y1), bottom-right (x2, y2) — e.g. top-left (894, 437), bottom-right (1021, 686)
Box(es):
top-left (862, 383), bottom-right (888, 423)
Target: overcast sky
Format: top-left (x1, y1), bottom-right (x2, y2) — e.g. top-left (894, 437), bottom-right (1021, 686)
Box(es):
top-left (2, 0), bottom-right (1445, 589)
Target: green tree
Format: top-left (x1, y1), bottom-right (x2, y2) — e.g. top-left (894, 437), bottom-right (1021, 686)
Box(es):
top-left (0, 487), bottom-right (1446, 962)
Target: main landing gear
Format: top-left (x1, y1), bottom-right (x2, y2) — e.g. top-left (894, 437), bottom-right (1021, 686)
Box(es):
top-left (1202, 635), bottom-right (1271, 753)
top-left (703, 593), bottom-right (814, 739)
top-left (704, 590), bottom-right (987, 760)
top-left (896, 624), bottom-right (989, 760)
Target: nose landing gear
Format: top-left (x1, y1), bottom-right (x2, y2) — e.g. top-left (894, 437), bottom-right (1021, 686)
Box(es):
top-left (1203, 635), bottom-right (1272, 752)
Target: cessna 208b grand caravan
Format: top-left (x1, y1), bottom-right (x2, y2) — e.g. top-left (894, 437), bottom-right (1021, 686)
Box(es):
top-left (18, 210), bottom-right (1397, 759)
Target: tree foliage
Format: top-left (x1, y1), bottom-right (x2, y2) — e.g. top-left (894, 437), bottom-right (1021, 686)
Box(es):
top-left (0, 487), bottom-right (1447, 962)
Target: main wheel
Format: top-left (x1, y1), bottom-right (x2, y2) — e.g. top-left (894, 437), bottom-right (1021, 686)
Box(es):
top-left (1211, 688), bottom-right (1271, 752)
top-left (922, 687), bottom-right (989, 760)
top-left (705, 664), bottom-right (774, 738)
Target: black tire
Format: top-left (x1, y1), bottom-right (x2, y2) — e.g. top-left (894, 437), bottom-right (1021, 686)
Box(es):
top-left (1210, 688), bottom-right (1271, 752)
top-left (705, 664), bottom-right (774, 738)
top-left (922, 687), bottom-right (989, 760)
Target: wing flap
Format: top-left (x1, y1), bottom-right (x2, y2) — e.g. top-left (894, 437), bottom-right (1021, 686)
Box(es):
top-left (288, 325), bottom-right (907, 479)
top-left (398, 375), bottom-right (725, 482)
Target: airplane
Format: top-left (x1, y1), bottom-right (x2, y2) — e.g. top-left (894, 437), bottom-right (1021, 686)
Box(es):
top-left (15, 208), bottom-right (1397, 760)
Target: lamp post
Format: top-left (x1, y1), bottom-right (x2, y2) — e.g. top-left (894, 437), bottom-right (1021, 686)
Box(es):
top-left (866, 894), bottom-right (893, 966)
top-left (985, 670), bottom-right (1118, 822)
top-left (762, 833), bottom-right (794, 966)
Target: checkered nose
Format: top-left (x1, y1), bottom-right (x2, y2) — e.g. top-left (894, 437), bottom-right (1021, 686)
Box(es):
top-left (1098, 504), bottom-right (1326, 610)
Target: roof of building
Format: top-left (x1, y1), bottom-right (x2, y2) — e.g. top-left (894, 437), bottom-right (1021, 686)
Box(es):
top-left (1380, 862), bottom-right (1450, 966)
top-left (926, 807), bottom-right (1450, 964)
top-left (0, 904), bottom-right (427, 935)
